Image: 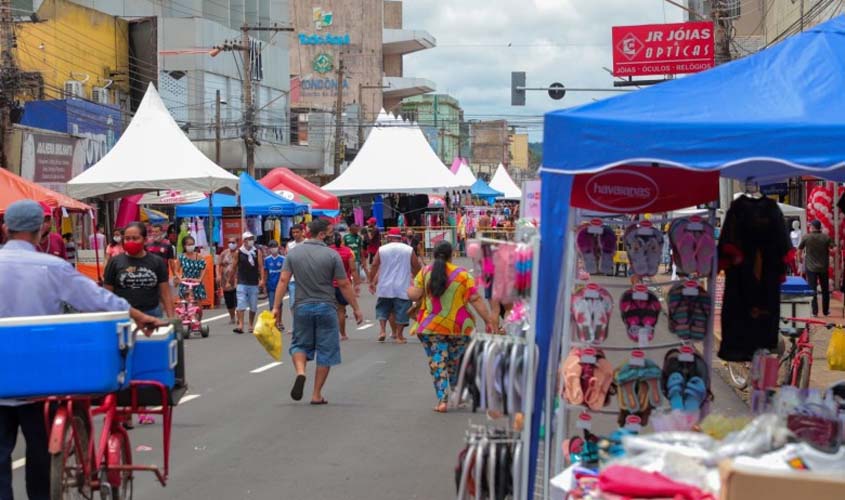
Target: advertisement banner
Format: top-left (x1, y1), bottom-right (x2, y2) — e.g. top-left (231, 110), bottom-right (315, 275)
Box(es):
top-left (612, 21), bottom-right (715, 76)
top-left (20, 132), bottom-right (84, 193)
top-left (570, 166), bottom-right (719, 213)
top-left (222, 207), bottom-right (244, 244)
top-left (522, 180), bottom-right (541, 220)
top-left (424, 228), bottom-right (454, 249)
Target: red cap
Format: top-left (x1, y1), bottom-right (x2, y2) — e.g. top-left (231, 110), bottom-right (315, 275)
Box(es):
top-left (387, 227), bottom-right (402, 237)
top-left (38, 201), bottom-right (53, 217)
top-left (367, 217), bottom-right (377, 225)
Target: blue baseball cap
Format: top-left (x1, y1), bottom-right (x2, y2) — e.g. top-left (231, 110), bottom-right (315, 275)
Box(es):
top-left (4, 199), bottom-right (45, 232)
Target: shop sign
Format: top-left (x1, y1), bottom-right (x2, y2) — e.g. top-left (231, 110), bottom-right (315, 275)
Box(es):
top-left (570, 166), bottom-right (719, 214)
top-left (522, 180), bottom-right (541, 219)
top-left (612, 21), bottom-right (714, 76)
top-left (299, 33), bottom-right (350, 46)
top-left (313, 7), bottom-right (333, 30)
top-left (20, 132), bottom-right (83, 193)
top-left (312, 53), bottom-right (334, 74)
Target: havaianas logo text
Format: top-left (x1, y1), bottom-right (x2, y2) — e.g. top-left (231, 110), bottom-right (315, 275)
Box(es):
top-left (585, 169), bottom-right (659, 212)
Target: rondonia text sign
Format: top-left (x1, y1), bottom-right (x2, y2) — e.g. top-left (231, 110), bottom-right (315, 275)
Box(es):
top-left (570, 166), bottom-right (719, 214)
top-left (612, 21), bottom-right (715, 77)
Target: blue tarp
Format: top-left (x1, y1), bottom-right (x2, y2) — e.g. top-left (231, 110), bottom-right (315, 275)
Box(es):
top-left (175, 173), bottom-right (308, 217)
top-left (544, 17), bottom-right (845, 183)
top-left (533, 17), bottom-right (845, 499)
top-left (470, 178), bottom-right (504, 199)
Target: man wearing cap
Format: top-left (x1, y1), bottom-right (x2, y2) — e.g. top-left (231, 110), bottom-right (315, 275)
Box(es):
top-left (369, 227), bottom-right (421, 343)
top-left (365, 217), bottom-right (381, 266)
top-left (36, 204), bottom-right (66, 260)
top-left (799, 219), bottom-right (834, 316)
top-left (0, 199), bottom-right (163, 499)
top-left (233, 231), bottom-right (264, 334)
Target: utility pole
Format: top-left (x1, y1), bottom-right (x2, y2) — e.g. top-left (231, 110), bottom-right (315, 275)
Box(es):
top-left (333, 55), bottom-right (345, 177)
top-left (212, 23), bottom-right (293, 178)
top-left (215, 89), bottom-right (222, 165)
top-left (712, 0), bottom-right (732, 65)
top-left (0, 0), bottom-right (15, 169)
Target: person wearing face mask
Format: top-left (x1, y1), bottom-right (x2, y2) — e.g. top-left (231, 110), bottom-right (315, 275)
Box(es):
top-left (263, 240), bottom-right (285, 331)
top-left (175, 235), bottom-right (207, 321)
top-left (217, 237), bottom-right (240, 324)
top-left (233, 231), bottom-right (264, 334)
top-left (106, 227), bottom-right (125, 264)
top-left (36, 204), bottom-right (67, 260)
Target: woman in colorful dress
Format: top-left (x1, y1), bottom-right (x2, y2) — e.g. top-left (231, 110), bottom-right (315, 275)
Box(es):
top-left (407, 241), bottom-right (498, 413)
top-left (175, 235), bottom-right (207, 321)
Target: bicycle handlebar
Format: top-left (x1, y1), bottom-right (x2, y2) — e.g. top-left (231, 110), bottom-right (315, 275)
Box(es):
top-left (179, 279), bottom-right (201, 288)
top-left (782, 317), bottom-right (843, 329)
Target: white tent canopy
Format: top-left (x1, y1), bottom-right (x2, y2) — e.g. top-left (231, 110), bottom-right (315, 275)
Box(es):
top-left (322, 110), bottom-right (471, 196)
top-left (67, 83), bottom-right (238, 199)
top-left (454, 158), bottom-right (477, 186)
top-left (489, 163), bottom-right (522, 200)
top-left (137, 190), bottom-right (207, 206)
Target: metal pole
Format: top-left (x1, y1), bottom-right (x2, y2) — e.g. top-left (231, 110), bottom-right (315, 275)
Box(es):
top-left (835, 183), bottom-right (841, 291)
top-left (215, 89), bottom-right (222, 165)
top-left (333, 56), bottom-right (345, 177)
top-left (357, 83), bottom-right (364, 148)
top-left (242, 26), bottom-right (255, 177)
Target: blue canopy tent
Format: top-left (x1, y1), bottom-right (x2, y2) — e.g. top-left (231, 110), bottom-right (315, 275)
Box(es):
top-left (470, 178), bottom-right (504, 204)
top-left (176, 173), bottom-right (308, 217)
top-left (533, 17), bottom-right (845, 498)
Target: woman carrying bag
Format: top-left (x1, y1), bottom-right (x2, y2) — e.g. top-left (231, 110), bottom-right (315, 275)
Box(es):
top-left (407, 241), bottom-right (498, 413)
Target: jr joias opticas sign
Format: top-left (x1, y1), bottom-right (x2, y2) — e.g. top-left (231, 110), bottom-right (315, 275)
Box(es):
top-left (612, 21), bottom-right (715, 77)
top-left (570, 166), bottom-right (719, 213)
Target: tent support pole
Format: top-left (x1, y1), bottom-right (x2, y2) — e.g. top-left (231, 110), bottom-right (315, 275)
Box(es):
top-left (835, 183), bottom-right (841, 291)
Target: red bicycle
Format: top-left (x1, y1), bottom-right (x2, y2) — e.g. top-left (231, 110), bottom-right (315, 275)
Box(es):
top-left (727, 317), bottom-right (832, 391)
top-left (44, 380), bottom-right (173, 499)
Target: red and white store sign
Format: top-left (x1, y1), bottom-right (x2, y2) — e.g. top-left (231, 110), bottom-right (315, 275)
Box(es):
top-left (612, 21), bottom-right (715, 77)
top-left (570, 166), bottom-right (718, 214)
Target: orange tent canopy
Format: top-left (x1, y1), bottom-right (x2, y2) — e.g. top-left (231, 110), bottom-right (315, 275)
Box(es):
top-left (0, 167), bottom-right (91, 215)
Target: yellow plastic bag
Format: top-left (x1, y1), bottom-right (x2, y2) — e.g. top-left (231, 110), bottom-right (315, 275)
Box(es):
top-left (254, 310), bottom-right (282, 361)
top-left (827, 327), bottom-right (845, 371)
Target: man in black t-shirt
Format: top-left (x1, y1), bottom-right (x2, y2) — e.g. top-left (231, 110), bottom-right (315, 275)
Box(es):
top-left (146, 223), bottom-right (176, 276)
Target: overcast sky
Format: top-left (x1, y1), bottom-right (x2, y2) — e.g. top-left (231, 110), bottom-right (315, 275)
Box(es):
top-left (402, 0), bottom-right (685, 141)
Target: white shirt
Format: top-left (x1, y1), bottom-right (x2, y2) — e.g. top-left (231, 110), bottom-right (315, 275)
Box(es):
top-left (375, 242), bottom-right (413, 300)
top-left (790, 229), bottom-right (802, 248)
top-left (287, 240), bottom-right (301, 281)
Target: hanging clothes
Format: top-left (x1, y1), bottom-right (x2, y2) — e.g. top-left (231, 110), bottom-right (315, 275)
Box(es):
top-left (177, 221), bottom-right (190, 254)
top-left (353, 207), bottom-right (364, 226)
top-left (718, 195), bottom-right (790, 362)
top-left (282, 217), bottom-right (292, 240)
top-left (273, 219), bottom-right (281, 244)
top-left (194, 217), bottom-right (209, 249)
top-left (264, 217), bottom-right (275, 233)
top-left (247, 216), bottom-right (263, 237)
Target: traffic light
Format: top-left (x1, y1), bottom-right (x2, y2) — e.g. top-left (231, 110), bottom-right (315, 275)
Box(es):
top-left (511, 71), bottom-right (526, 106)
top-left (548, 82), bottom-right (566, 100)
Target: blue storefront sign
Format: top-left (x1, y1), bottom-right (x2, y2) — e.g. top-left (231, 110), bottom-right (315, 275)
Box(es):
top-left (299, 33), bottom-right (350, 45)
top-left (301, 78), bottom-right (350, 90)
top-left (21, 99), bottom-right (121, 170)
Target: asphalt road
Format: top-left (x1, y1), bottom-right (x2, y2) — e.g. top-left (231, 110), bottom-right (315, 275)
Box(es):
top-left (12, 272), bottom-right (748, 499)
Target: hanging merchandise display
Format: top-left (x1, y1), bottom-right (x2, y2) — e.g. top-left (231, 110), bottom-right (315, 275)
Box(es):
top-left (452, 236), bottom-right (540, 500)
top-left (718, 194), bottom-right (791, 362)
top-left (570, 284), bottom-right (614, 344)
top-left (575, 221), bottom-right (616, 275)
top-left (622, 221), bottom-right (663, 277)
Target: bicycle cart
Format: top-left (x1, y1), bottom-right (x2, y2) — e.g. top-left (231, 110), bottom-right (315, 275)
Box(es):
top-left (0, 311), bottom-right (186, 499)
top-left (175, 278), bottom-right (209, 339)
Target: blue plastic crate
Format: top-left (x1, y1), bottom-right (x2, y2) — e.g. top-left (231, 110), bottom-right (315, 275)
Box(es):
top-left (781, 276), bottom-right (813, 296)
top-left (130, 325), bottom-right (177, 388)
top-left (0, 312), bottom-right (132, 399)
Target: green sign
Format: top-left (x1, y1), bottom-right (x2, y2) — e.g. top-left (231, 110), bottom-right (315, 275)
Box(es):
top-left (312, 53), bottom-right (334, 74)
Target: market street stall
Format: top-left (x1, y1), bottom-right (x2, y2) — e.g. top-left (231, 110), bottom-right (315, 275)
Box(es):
top-left (174, 173), bottom-right (308, 218)
top-left (535, 17), bottom-right (845, 500)
top-left (490, 163), bottom-right (523, 201)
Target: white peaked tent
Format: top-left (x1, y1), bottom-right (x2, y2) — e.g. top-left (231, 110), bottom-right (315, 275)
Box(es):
top-left (323, 110), bottom-right (471, 196)
top-left (454, 159), bottom-right (477, 186)
top-left (489, 163), bottom-right (522, 200)
top-left (67, 83), bottom-right (239, 199)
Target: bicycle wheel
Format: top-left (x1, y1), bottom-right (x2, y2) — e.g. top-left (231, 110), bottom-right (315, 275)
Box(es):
top-left (49, 412), bottom-right (90, 500)
top-left (796, 355), bottom-right (812, 390)
top-left (100, 432), bottom-right (133, 500)
top-left (727, 362), bottom-right (749, 390)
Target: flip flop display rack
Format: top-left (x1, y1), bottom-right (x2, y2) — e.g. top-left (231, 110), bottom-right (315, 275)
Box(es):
top-left (542, 208), bottom-right (720, 497)
top-left (453, 235), bottom-right (541, 500)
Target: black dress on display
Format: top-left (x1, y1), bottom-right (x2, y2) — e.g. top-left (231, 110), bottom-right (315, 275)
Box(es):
top-left (717, 195), bottom-right (790, 362)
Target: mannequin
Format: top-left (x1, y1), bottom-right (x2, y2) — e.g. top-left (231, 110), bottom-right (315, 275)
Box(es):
top-left (790, 220), bottom-right (802, 248)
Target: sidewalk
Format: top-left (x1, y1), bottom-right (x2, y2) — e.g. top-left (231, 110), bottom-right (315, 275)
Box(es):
top-left (810, 291), bottom-right (845, 389)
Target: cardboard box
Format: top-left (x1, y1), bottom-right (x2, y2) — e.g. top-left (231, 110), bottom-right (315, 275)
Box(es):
top-left (720, 460), bottom-right (845, 500)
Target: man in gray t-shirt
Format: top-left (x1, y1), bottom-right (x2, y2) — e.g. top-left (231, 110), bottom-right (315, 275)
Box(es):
top-left (272, 219), bottom-right (363, 404)
top-left (799, 219), bottom-right (834, 316)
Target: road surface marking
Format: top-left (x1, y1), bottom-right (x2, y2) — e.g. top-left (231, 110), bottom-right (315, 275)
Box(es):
top-left (357, 322), bottom-right (374, 331)
top-left (201, 299), bottom-right (281, 324)
top-left (149, 393), bottom-right (201, 411)
top-left (12, 458), bottom-right (24, 470)
top-left (250, 361), bottom-right (283, 373)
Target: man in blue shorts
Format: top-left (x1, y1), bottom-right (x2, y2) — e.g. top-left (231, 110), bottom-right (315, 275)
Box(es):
top-left (272, 219), bottom-right (363, 404)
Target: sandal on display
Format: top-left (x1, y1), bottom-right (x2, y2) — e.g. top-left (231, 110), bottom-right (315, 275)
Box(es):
top-left (624, 223), bottom-right (664, 277)
top-left (619, 288), bottom-right (661, 343)
top-left (683, 376), bottom-right (708, 413)
top-left (599, 226), bottom-right (618, 275)
top-left (666, 372), bottom-right (686, 411)
top-left (570, 285), bottom-right (614, 343)
top-left (562, 348), bottom-right (585, 405)
top-left (576, 225), bottom-right (600, 274)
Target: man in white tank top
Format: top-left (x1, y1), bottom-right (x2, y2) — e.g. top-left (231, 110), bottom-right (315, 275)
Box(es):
top-left (368, 228), bottom-right (421, 343)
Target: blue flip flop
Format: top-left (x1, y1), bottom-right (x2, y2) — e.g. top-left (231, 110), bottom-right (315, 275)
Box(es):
top-left (666, 372), bottom-right (685, 410)
top-left (683, 376), bottom-right (707, 412)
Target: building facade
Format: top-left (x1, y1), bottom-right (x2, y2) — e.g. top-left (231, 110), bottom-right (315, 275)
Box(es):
top-left (400, 94), bottom-right (463, 163)
top-left (470, 120), bottom-right (510, 178)
top-left (509, 133), bottom-right (529, 171)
